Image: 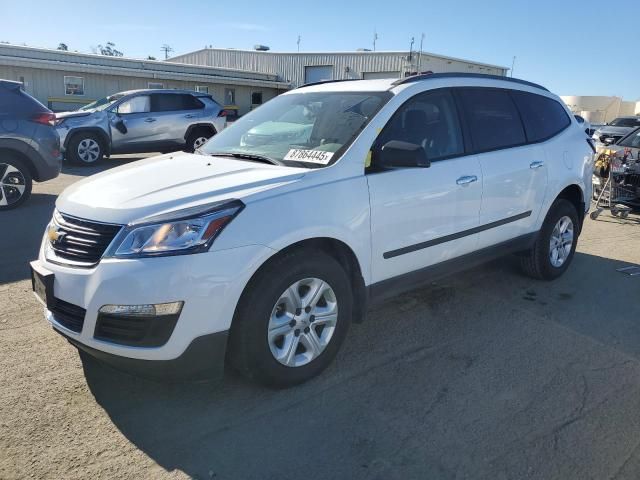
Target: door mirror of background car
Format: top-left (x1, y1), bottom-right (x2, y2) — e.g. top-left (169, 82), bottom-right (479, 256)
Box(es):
top-left (113, 118), bottom-right (127, 134)
top-left (377, 140), bottom-right (430, 168)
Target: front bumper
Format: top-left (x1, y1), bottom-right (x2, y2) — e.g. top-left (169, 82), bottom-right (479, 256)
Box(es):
top-left (33, 243), bottom-right (275, 370)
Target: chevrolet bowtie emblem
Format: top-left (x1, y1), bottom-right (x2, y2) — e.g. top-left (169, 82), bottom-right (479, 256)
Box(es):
top-left (47, 225), bottom-right (66, 244)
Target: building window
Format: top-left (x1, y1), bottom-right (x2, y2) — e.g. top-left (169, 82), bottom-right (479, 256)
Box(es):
top-left (64, 76), bottom-right (84, 95)
top-left (148, 82), bottom-right (164, 89)
top-left (224, 88), bottom-right (236, 105)
top-left (195, 85), bottom-right (209, 94)
top-left (251, 91), bottom-right (263, 105)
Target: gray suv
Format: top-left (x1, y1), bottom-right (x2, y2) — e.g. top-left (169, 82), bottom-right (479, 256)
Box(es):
top-left (55, 89), bottom-right (227, 164)
top-left (0, 79), bottom-right (61, 210)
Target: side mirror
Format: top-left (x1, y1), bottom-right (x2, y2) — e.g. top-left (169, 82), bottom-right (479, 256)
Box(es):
top-left (602, 137), bottom-right (616, 145)
top-left (574, 115), bottom-right (585, 124)
top-left (113, 118), bottom-right (127, 134)
top-left (378, 140), bottom-right (430, 168)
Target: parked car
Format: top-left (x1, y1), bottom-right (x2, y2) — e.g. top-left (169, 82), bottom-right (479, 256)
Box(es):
top-left (592, 116), bottom-right (640, 146)
top-left (31, 74), bottom-right (592, 387)
top-left (55, 89), bottom-right (227, 165)
top-left (0, 79), bottom-right (61, 210)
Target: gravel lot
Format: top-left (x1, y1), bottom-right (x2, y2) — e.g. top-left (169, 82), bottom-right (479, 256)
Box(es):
top-left (2, 155), bottom-right (640, 480)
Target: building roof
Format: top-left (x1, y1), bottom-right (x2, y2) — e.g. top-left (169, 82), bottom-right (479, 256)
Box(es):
top-left (0, 44), bottom-right (291, 89)
top-left (170, 47), bottom-right (508, 71)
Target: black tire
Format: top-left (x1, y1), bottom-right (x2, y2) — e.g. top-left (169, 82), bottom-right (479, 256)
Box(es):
top-left (0, 154), bottom-right (32, 210)
top-left (186, 129), bottom-right (214, 152)
top-left (228, 249), bottom-right (353, 388)
top-left (520, 198), bottom-right (579, 280)
top-left (66, 132), bottom-right (104, 165)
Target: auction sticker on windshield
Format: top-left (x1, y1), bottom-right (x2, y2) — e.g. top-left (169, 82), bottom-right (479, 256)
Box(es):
top-left (284, 149), bottom-right (334, 165)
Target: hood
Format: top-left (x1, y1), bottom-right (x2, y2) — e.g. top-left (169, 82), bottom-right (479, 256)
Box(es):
top-left (55, 110), bottom-right (94, 120)
top-left (57, 152), bottom-right (306, 224)
top-left (595, 126), bottom-right (634, 136)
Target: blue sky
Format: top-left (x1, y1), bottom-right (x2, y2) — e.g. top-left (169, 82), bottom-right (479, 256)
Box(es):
top-left (2, 0), bottom-right (638, 99)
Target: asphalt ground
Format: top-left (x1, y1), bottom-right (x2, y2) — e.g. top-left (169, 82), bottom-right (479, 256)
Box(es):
top-left (1, 154), bottom-right (640, 479)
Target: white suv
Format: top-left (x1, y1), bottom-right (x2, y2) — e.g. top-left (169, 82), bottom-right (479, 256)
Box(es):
top-left (30, 74), bottom-right (593, 387)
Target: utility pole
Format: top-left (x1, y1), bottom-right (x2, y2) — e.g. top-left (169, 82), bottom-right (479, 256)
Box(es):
top-left (409, 36), bottom-right (414, 60)
top-left (511, 56), bottom-right (516, 77)
top-left (161, 44), bottom-right (173, 60)
top-left (373, 29), bottom-right (378, 51)
top-left (297, 35), bottom-right (301, 52)
top-left (417, 32), bottom-right (425, 73)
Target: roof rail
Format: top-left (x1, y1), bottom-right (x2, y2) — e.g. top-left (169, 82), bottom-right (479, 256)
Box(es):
top-left (390, 73), bottom-right (549, 92)
top-left (296, 79), bottom-right (358, 89)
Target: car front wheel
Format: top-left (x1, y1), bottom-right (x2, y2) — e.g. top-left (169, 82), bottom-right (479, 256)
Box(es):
top-left (67, 133), bottom-right (104, 165)
top-left (228, 249), bottom-right (352, 387)
top-left (519, 198), bottom-right (579, 280)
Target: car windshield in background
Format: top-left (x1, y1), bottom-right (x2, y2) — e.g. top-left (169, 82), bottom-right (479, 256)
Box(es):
top-left (619, 129), bottom-right (640, 148)
top-left (609, 117), bottom-right (640, 127)
top-left (200, 91), bottom-right (391, 168)
top-left (77, 95), bottom-right (122, 112)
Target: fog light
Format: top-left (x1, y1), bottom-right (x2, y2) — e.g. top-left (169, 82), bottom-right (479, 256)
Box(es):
top-left (98, 301), bottom-right (183, 317)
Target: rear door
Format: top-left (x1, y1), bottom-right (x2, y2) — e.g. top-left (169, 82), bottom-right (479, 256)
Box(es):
top-left (150, 93), bottom-right (206, 145)
top-left (455, 88), bottom-right (548, 248)
top-left (367, 89), bottom-right (483, 283)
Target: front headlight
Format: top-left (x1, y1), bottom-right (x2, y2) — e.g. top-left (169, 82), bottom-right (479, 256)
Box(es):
top-left (107, 200), bottom-right (244, 258)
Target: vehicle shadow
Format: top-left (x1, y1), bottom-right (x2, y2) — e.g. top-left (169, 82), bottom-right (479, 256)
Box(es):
top-left (0, 193), bottom-right (56, 283)
top-left (61, 154), bottom-right (153, 177)
top-left (81, 251), bottom-right (640, 479)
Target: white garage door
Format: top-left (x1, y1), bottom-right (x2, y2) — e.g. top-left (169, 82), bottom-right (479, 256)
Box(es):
top-left (362, 71), bottom-right (401, 80)
top-left (304, 65), bottom-right (333, 84)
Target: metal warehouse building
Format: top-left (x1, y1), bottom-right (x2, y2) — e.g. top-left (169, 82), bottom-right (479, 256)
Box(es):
top-left (0, 44), bottom-right (290, 112)
top-left (168, 47), bottom-right (508, 90)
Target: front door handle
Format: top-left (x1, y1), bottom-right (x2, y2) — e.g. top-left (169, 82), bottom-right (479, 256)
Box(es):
top-left (144, 117), bottom-right (157, 123)
top-left (530, 161), bottom-right (544, 169)
top-left (456, 175), bottom-right (478, 186)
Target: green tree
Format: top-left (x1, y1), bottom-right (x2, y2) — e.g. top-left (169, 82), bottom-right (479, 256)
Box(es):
top-left (57, 43), bottom-right (68, 51)
top-left (97, 42), bottom-right (123, 57)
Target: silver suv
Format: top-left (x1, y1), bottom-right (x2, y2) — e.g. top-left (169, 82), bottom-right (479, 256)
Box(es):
top-left (55, 89), bottom-right (227, 164)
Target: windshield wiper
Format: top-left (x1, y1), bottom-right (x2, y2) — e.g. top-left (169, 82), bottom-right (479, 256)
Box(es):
top-left (207, 152), bottom-right (284, 166)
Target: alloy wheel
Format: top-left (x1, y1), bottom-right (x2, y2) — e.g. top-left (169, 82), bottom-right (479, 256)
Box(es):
top-left (77, 138), bottom-right (101, 163)
top-left (193, 136), bottom-right (209, 150)
top-left (549, 215), bottom-right (574, 267)
top-left (0, 163), bottom-right (27, 207)
top-left (267, 278), bottom-right (338, 367)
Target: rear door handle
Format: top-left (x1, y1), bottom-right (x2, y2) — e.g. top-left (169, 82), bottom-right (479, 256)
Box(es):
top-left (456, 175), bottom-right (478, 186)
top-left (144, 117), bottom-right (157, 123)
top-left (530, 161), bottom-right (544, 169)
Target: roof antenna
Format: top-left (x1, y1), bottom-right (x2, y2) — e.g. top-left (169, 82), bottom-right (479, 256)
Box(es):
top-left (511, 56), bottom-right (516, 77)
top-left (373, 29), bottom-right (378, 51)
top-left (297, 35), bottom-right (301, 52)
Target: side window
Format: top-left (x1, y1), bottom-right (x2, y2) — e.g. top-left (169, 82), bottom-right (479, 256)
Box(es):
top-left (376, 89), bottom-right (464, 161)
top-left (116, 95), bottom-right (150, 114)
top-left (457, 88), bottom-right (526, 152)
top-left (151, 94), bottom-right (202, 112)
top-left (511, 91), bottom-right (571, 142)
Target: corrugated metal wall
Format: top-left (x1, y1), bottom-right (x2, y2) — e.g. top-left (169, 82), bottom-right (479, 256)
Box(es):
top-left (0, 65), bottom-right (280, 112)
top-left (170, 50), bottom-right (507, 87)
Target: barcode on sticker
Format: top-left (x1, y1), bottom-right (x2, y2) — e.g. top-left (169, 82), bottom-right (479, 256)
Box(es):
top-left (284, 149), bottom-right (334, 164)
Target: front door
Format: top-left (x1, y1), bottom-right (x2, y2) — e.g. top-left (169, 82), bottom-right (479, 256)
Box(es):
top-left (367, 89), bottom-right (483, 283)
top-left (110, 94), bottom-right (154, 151)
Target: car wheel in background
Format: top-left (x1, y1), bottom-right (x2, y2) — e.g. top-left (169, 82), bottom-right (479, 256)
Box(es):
top-left (0, 154), bottom-right (32, 210)
top-left (186, 129), bottom-right (214, 152)
top-left (228, 249), bottom-right (352, 387)
top-left (67, 132), bottom-right (104, 165)
top-left (519, 198), bottom-right (579, 280)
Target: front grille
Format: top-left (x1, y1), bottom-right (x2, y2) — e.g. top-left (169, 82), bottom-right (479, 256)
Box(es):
top-left (50, 297), bottom-right (86, 333)
top-left (48, 211), bottom-right (121, 266)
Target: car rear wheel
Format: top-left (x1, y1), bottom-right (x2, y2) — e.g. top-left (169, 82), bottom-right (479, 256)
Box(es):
top-left (0, 154), bottom-right (32, 210)
top-left (519, 198), bottom-right (579, 280)
top-left (228, 249), bottom-right (352, 387)
top-left (67, 133), bottom-right (104, 165)
top-left (186, 129), bottom-right (214, 152)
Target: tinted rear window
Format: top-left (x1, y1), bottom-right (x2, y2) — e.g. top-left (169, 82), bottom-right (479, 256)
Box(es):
top-left (0, 88), bottom-right (48, 117)
top-left (151, 94), bottom-right (203, 112)
top-left (511, 91), bottom-right (571, 142)
top-left (457, 88), bottom-right (526, 152)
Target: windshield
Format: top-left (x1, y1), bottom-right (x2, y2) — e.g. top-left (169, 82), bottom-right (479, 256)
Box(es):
top-left (609, 117), bottom-right (640, 127)
top-left (618, 128), bottom-right (640, 148)
top-left (77, 94), bottom-right (122, 112)
top-left (201, 91), bottom-right (391, 168)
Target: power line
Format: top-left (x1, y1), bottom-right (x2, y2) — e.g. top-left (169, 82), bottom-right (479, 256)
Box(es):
top-left (161, 44), bottom-right (173, 60)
